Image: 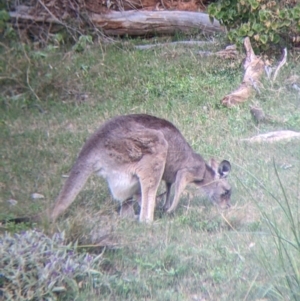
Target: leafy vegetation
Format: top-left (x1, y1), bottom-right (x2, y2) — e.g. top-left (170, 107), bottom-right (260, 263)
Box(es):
top-left (0, 36), bottom-right (300, 300)
top-left (208, 0), bottom-right (300, 51)
top-left (0, 230), bottom-right (103, 300)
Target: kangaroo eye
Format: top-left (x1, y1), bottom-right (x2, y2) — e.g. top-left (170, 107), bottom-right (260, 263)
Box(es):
top-left (194, 180), bottom-right (202, 185)
top-left (223, 189), bottom-right (231, 196)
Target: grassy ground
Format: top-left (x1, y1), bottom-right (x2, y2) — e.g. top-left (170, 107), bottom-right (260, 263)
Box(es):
top-left (1, 37), bottom-right (300, 300)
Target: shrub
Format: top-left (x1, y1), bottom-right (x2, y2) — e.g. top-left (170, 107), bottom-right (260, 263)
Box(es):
top-left (0, 230), bottom-right (102, 301)
top-left (208, 0), bottom-right (300, 51)
top-left (0, 9), bottom-right (13, 38)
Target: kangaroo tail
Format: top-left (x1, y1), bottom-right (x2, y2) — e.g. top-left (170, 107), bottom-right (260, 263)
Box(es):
top-left (51, 158), bottom-right (94, 222)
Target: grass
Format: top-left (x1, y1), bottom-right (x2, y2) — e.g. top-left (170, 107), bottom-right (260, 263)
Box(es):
top-left (0, 36), bottom-right (300, 300)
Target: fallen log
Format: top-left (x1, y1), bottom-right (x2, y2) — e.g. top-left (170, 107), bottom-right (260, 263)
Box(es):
top-left (9, 8), bottom-right (224, 37)
top-left (90, 11), bottom-right (223, 36)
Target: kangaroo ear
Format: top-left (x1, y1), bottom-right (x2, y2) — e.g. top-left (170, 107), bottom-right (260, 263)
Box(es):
top-left (218, 160), bottom-right (231, 178)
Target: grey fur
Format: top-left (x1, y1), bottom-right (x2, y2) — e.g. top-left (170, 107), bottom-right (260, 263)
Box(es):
top-left (51, 114), bottom-right (231, 223)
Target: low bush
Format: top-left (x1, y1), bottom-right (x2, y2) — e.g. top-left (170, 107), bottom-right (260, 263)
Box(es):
top-left (208, 0), bottom-right (300, 51)
top-left (0, 230), bottom-right (102, 301)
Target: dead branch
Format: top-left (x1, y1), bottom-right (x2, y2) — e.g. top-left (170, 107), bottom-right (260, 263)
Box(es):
top-left (221, 37), bottom-right (265, 107)
top-left (272, 48), bottom-right (287, 81)
top-left (197, 45), bottom-right (238, 59)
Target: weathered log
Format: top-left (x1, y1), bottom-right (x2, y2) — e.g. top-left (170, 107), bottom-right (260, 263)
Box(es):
top-left (9, 8), bottom-right (224, 36)
top-left (90, 11), bottom-right (224, 36)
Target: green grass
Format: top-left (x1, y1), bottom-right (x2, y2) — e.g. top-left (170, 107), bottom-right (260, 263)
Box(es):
top-left (0, 37), bottom-right (300, 300)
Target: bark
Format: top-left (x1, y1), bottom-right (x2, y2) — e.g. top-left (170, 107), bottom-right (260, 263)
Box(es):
top-left (9, 8), bottom-right (224, 37)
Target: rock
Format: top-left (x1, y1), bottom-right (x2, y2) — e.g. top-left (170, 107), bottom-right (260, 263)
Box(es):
top-left (7, 199), bottom-right (18, 206)
top-left (31, 193), bottom-right (45, 200)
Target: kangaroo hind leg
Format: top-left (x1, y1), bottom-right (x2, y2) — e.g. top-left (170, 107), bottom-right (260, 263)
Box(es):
top-left (133, 130), bottom-right (168, 222)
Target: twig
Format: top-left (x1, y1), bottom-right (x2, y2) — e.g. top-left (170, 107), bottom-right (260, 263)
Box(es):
top-left (36, 0), bottom-right (62, 23)
top-left (243, 273), bottom-right (260, 301)
top-left (0, 76), bottom-right (26, 88)
top-left (0, 42), bottom-right (10, 50)
top-left (197, 50), bottom-right (214, 56)
top-left (29, 103), bottom-right (46, 113)
top-left (26, 66), bottom-right (43, 103)
top-left (272, 48), bottom-right (287, 81)
top-left (77, 243), bottom-right (109, 249)
top-left (36, 0), bottom-right (79, 41)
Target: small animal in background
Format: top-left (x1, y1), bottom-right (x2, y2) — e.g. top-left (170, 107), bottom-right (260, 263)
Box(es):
top-left (250, 105), bottom-right (267, 124)
top-left (250, 105), bottom-right (283, 125)
top-left (51, 114), bottom-right (232, 223)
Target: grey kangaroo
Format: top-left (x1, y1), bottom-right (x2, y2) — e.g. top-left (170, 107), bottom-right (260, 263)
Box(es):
top-left (51, 114), bottom-right (231, 223)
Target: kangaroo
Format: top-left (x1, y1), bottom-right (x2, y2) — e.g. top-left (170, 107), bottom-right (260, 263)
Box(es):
top-left (51, 114), bottom-right (231, 223)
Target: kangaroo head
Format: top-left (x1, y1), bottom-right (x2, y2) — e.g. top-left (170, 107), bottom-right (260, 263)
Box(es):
top-left (200, 159), bottom-right (232, 208)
